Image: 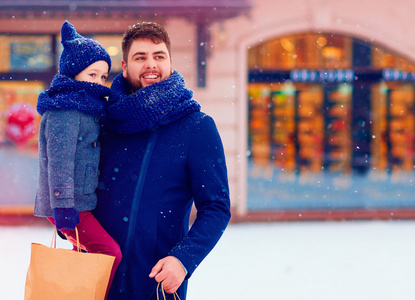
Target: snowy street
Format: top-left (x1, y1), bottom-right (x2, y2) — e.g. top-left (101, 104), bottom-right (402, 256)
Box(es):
top-left (2, 220), bottom-right (415, 299)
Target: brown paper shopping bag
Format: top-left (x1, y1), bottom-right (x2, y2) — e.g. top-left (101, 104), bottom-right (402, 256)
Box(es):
top-left (24, 227), bottom-right (115, 300)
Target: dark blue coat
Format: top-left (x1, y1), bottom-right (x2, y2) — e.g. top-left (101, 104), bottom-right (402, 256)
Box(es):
top-left (94, 111), bottom-right (231, 300)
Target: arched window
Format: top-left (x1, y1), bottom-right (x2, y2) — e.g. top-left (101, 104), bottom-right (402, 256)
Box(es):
top-left (247, 32), bottom-right (415, 211)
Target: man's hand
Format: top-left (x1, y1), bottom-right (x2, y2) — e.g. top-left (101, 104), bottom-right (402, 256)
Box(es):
top-left (149, 256), bottom-right (186, 294)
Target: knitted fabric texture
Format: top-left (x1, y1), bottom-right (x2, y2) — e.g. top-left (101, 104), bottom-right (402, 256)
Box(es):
top-left (53, 208), bottom-right (80, 230)
top-left (106, 70), bottom-right (201, 133)
top-left (59, 21), bottom-right (111, 77)
top-left (37, 74), bottom-right (110, 116)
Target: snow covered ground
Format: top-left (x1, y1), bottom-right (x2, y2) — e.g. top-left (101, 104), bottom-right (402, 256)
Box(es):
top-left (2, 220), bottom-right (415, 300)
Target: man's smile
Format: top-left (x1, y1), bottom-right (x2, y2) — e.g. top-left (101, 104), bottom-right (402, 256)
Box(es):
top-left (142, 73), bottom-right (159, 79)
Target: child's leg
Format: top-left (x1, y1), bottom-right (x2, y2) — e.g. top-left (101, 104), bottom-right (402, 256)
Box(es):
top-left (49, 211), bottom-right (122, 300)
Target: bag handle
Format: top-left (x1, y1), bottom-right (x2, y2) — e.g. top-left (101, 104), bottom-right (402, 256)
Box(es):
top-left (51, 227), bottom-right (80, 252)
top-left (156, 282), bottom-right (181, 300)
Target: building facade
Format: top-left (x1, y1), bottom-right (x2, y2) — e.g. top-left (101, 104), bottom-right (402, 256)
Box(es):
top-left (1, 0), bottom-right (415, 220)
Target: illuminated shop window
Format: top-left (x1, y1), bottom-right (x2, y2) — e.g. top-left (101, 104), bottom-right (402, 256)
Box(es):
top-left (0, 81), bottom-right (43, 148)
top-left (247, 32), bottom-right (415, 210)
top-left (0, 81), bottom-right (43, 207)
top-left (248, 33), bottom-right (415, 71)
top-left (0, 35), bottom-right (53, 72)
top-left (248, 33), bottom-right (352, 70)
top-left (371, 82), bottom-right (415, 179)
top-left (248, 81), bottom-right (352, 177)
top-left (372, 47), bottom-right (415, 71)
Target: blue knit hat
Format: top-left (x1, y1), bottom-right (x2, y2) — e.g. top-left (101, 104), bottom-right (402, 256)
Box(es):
top-left (59, 21), bottom-right (111, 77)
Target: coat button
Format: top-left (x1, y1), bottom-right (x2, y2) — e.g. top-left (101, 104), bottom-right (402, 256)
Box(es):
top-left (54, 190), bottom-right (60, 196)
top-left (92, 141), bottom-right (97, 148)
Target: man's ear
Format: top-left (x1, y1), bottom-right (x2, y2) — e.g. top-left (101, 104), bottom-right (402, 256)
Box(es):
top-left (122, 60), bottom-right (127, 78)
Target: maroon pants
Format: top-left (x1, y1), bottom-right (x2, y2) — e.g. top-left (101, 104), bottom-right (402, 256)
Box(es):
top-left (47, 211), bottom-right (122, 300)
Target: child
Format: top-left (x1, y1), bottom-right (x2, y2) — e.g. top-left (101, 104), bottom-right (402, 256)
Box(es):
top-left (34, 21), bottom-right (121, 299)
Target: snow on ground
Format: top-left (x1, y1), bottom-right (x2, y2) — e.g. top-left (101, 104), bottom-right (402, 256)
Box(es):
top-left (2, 220), bottom-right (415, 300)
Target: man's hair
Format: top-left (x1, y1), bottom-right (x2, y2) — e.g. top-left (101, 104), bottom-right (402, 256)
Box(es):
top-left (122, 21), bottom-right (171, 63)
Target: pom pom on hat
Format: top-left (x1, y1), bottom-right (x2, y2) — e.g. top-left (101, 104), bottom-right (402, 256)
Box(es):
top-left (59, 21), bottom-right (111, 77)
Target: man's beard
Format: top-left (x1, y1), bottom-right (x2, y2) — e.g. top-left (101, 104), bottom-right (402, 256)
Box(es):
top-left (126, 72), bottom-right (142, 93)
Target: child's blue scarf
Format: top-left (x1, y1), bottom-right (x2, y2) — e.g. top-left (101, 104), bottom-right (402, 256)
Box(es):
top-left (106, 70), bottom-right (201, 133)
top-left (37, 74), bottom-right (110, 116)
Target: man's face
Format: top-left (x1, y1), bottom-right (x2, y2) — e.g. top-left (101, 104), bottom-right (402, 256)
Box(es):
top-left (122, 38), bottom-right (172, 92)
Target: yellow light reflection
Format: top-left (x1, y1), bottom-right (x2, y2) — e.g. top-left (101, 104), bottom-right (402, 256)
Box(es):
top-left (107, 46), bottom-right (119, 56)
top-left (322, 46), bottom-right (343, 59)
top-left (317, 36), bottom-right (327, 47)
top-left (280, 38), bottom-right (295, 52)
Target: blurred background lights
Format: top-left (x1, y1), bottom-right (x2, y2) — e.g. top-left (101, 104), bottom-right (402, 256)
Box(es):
top-left (107, 45), bottom-right (119, 56)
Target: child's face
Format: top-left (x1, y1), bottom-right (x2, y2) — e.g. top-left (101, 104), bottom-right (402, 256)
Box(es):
top-left (74, 60), bottom-right (109, 86)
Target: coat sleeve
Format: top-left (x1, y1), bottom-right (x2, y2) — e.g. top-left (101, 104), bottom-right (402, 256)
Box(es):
top-left (169, 113), bottom-right (231, 278)
top-left (44, 110), bottom-right (80, 209)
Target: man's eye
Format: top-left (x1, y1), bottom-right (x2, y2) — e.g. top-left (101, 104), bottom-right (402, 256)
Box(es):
top-left (89, 73), bottom-right (97, 78)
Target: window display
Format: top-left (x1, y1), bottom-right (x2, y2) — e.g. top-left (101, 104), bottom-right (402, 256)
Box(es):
top-left (0, 35), bottom-right (53, 72)
top-left (0, 81), bottom-right (43, 207)
top-left (248, 33), bottom-right (415, 211)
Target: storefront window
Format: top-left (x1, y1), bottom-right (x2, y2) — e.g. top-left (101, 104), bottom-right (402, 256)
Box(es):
top-left (0, 35), bottom-right (53, 72)
top-left (249, 33), bottom-right (415, 71)
top-left (371, 82), bottom-right (415, 176)
top-left (247, 32), bottom-right (415, 211)
top-left (248, 33), bottom-right (352, 70)
top-left (372, 47), bottom-right (415, 71)
top-left (0, 81), bottom-right (42, 148)
top-left (0, 81), bottom-right (43, 207)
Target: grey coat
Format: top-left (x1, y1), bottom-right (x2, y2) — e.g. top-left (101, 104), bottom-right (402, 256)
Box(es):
top-left (34, 110), bottom-right (101, 217)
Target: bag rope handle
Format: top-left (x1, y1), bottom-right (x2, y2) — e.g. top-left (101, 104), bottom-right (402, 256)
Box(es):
top-left (51, 227), bottom-right (80, 252)
top-left (51, 227), bottom-right (57, 248)
top-left (156, 282), bottom-right (181, 300)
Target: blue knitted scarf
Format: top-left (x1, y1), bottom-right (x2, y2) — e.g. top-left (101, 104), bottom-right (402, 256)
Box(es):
top-left (37, 74), bottom-right (110, 116)
top-left (106, 71), bottom-right (201, 133)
